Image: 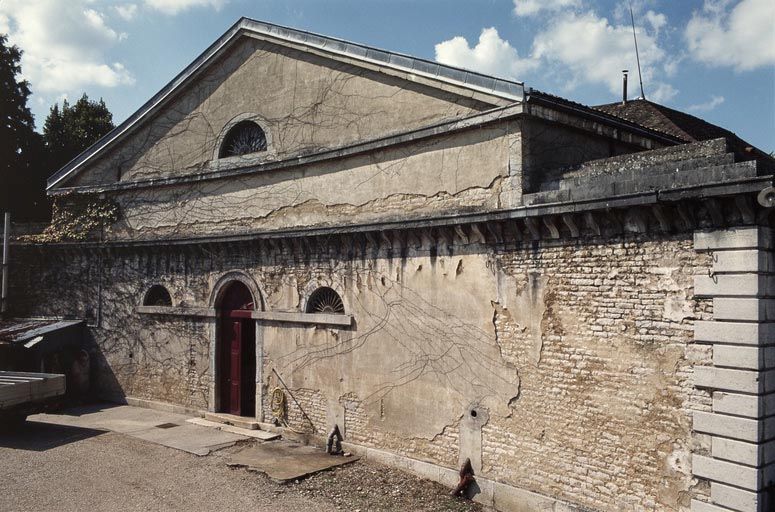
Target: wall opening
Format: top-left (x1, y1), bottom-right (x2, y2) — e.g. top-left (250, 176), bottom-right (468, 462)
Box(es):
top-left (218, 120), bottom-right (267, 158)
top-left (306, 287), bottom-right (345, 314)
top-left (217, 280), bottom-right (256, 418)
top-left (143, 285), bottom-right (172, 306)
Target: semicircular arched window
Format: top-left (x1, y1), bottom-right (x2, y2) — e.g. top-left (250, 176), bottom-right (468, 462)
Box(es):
top-left (143, 285), bottom-right (172, 306)
top-left (219, 120), bottom-right (267, 158)
top-left (306, 287), bottom-right (345, 314)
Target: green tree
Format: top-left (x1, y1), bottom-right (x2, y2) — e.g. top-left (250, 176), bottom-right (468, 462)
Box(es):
top-left (43, 94), bottom-right (114, 171)
top-left (0, 33), bottom-right (42, 220)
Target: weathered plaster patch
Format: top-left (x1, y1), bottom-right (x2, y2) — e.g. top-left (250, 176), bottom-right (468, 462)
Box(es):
top-left (496, 263), bottom-right (548, 365)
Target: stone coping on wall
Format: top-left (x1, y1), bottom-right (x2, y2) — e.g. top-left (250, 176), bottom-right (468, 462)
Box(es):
top-left (135, 305), bottom-right (352, 327)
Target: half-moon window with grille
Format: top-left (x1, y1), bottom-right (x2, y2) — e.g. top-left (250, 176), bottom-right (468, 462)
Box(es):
top-left (219, 120), bottom-right (267, 158)
top-left (306, 287), bottom-right (345, 314)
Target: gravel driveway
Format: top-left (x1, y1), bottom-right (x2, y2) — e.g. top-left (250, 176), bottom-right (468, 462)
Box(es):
top-left (0, 419), bottom-right (482, 512)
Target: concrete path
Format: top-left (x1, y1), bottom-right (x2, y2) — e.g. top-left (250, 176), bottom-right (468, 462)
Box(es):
top-left (228, 439), bottom-right (359, 481)
top-left (31, 403), bottom-right (248, 456)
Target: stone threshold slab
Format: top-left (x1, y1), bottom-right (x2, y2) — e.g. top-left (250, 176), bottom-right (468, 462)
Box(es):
top-left (187, 417), bottom-right (279, 440)
top-left (204, 411), bottom-right (261, 430)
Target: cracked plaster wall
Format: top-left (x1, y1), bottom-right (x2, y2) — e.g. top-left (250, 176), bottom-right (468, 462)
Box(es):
top-left (68, 37), bottom-right (493, 188)
top-left (107, 123), bottom-right (515, 240)
top-left (10, 231), bottom-right (713, 512)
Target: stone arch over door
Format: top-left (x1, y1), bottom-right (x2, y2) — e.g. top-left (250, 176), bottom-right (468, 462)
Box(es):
top-left (209, 271), bottom-right (265, 418)
top-left (209, 270), bottom-right (265, 310)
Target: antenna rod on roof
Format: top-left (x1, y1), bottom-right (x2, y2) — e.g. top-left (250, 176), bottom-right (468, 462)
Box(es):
top-left (630, 5), bottom-right (646, 99)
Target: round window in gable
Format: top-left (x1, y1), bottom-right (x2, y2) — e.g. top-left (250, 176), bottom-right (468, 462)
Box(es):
top-left (306, 287), bottom-right (345, 314)
top-left (219, 120), bottom-right (267, 158)
top-left (143, 285), bottom-right (172, 306)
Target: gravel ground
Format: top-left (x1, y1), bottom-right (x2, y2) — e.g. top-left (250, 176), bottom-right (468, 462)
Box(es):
top-left (0, 420), bottom-right (483, 512)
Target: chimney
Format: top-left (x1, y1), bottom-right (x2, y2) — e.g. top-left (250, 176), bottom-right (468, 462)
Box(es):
top-left (622, 70), bottom-right (629, 105)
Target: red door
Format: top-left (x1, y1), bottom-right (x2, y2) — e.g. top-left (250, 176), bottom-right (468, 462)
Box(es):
top-left (228, 319), bottom-right (242, 416)
top-left (218, 281), bottom-right (256, 417)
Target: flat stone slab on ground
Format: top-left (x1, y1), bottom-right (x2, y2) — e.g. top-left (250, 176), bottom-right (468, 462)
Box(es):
top-left (187, 417), bottom-right (280, 440)
top-left (228, 440), bottom-right (359, 481)
top-left (31, 404), bottom-right (248, 456)
top-left (204, 411), bottom-right (260, 430)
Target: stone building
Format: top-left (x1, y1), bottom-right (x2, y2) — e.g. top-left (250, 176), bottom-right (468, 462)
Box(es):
top-left (8, 18), bottom-right (775, 512)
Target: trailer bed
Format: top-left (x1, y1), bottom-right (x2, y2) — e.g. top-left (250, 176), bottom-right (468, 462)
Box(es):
top-left (0, 371), bottom-right (66, 410)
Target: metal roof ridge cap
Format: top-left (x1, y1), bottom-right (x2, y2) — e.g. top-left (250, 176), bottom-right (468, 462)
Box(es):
top-left (239, 23), bottom-right (524, 100)
top-left (238, 17), bottom-right (524, 88)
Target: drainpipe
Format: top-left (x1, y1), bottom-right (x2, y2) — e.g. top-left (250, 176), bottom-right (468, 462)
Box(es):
top-left (1, 212), bottom-right (10, 317)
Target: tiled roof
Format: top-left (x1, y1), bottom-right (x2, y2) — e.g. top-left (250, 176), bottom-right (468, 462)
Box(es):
top-left (594, 99), bottom-right (769, 163)
top-left (525, 90), bottom-right (683, 144)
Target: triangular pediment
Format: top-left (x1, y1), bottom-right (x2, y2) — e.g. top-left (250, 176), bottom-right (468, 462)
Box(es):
top-left (49, 18), bottom-right (524, 190)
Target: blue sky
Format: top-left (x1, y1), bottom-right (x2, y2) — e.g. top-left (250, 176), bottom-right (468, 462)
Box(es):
top-left (1, 0), bottom-right (773, 151)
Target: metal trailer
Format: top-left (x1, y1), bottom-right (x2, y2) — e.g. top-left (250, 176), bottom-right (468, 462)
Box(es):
top-left (0, 371), bottom-right (66, 428)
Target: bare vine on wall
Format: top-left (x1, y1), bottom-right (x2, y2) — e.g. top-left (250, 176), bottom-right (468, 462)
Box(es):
top-left (19, 191), bottom-right (118, 243)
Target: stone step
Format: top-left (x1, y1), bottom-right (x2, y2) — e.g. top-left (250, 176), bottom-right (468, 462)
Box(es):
top-left (204, 411), bottom-right (261, 430)
top-left (189, 417), bottom-right (280, 441)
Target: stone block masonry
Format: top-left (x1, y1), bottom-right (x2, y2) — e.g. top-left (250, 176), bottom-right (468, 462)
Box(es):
top-left (692, 227), bottom-right (775, 512)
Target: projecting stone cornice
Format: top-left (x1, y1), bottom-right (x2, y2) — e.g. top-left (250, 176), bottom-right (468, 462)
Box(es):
top-left (18, 172), bottom-right (774, 253)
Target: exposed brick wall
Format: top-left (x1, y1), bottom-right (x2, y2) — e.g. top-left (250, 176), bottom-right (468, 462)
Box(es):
top-left (484, 236), bottom-right (713, 511)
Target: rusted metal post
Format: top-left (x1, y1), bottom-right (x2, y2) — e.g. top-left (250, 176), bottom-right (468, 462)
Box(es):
top-left (450, 458), bottom-right (475, 498)
top-left (1, 212), bottom-right (9, 316)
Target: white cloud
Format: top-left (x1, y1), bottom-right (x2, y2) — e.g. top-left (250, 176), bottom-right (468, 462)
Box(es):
top-left (685, 0), bottom-right (775, 71)
top-left (513, 0), bottom-right (581, 17)
top-left (687, 95), bottom-right (725, 112)
top-left (0, 0), bottom-right (134, 94)
top-left (434, 27), bottom-right (538, 80)
top-left (114, 4), bottom-right (139, 21)
top-left (144, 0), bottom-right (227, 15)
top-left (645, 10), bottom-right (667, 35)
top-left (649, 83), bottom-right (679, 104)
top-left (532, 11), bottom-right (674, 101)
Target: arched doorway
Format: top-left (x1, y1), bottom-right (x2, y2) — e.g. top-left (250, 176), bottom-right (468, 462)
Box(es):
top-left (217, 281), bottom-right (256, 417)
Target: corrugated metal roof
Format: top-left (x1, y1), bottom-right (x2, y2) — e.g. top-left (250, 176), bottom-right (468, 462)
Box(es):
top-left (0, 319), bottom-right (84, 345)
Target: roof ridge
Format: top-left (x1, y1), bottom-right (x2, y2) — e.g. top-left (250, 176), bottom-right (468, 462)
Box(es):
top-left (239, 17), bottom-right (524, 87)
top-left (526, 89), bottom-right (683, 144)
top-left (589, 98), bottom-right (695, 142)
